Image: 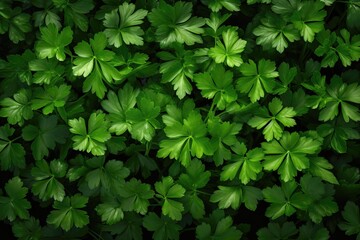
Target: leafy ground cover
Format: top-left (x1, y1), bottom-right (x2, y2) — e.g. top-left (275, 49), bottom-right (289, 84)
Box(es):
top-left (0, 0), bottom-right (360, 239)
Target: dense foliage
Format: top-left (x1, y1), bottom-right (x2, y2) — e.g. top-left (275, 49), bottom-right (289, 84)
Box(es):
top-left (1, 0), bottom-right (360, 239)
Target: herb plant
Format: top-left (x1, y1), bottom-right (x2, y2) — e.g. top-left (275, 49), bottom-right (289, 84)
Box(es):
top-left (0, 0), bottom-right (359, 239)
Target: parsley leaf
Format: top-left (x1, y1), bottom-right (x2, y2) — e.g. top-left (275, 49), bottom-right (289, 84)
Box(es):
top-left (338, 201), bottom-right (360, 239)
top-left (72, 32), bottom-right (122, 98)
top-left (210, 185), bottom-right (263, 211)
top-left (0, 6), bottom-right (31, 43)
top-left (35, 23), bottom-right (73, 61)
top-left (221, 147), bottom-right (264, 184)
top-left (148, 1), bottom-right (205, 46)
top-left (12, 217), bottom-right (42, 240)
top-left (101, 84), bottom-right (140, 135)
top-left (203, 0), bottom-right (241, 12)
top-left (47, 194), bottom-right (89, 232)
top-left (155, 176), bottom-right (185, 221)
top-left (262, 131), bottom-right (322, 182)
top-left (309, 156), bottom-right (339, 184)
top-left (196, 215), bottom-right (242, 240)
top-left (253, 13), bottom-right (299, 53)
top-left (208, 28), bottom-right (247, 67)
top-left (194, 64), bottom-right (237, 110)
top-left (0, 124), bottom-right (26, 171)
top-left (28, 58), bottom-right (65, 85)
top-left (248, 97), bottom-right (296, 141)
top-left (22, 115), bottom-right (69, 160)
top-left (126, 97), bottom-right (161, 142)
top-left (298, 222), bottom-right (330, 240)
top-left (68, 112), bottom-right (111, 156)
top-left (0, 89), bottom-right (33, 126)
top-left (263, 180), bottom-right (311, 219)
top-left (143, 212), bottom-right (181, 240)
top-left (236, 59), bottom-right (279, 103)
top-left (257, 222), bottom-right (298, 240)
top-left (31, 159), bottom-right (68, 201)
top-left (0, 177), bottom-right (31, 221)
top-left (31, 84), bottom-right (71, 115)
top-left (103, 2), bottom-right (148, 47)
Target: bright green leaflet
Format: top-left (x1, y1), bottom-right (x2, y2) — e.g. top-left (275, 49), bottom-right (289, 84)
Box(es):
top-left (319, 76), bottom-right (360, 122)
top-left (275, 62), bottom-right (298, 95)
top-left (22, 115), bottom-right (68, 160)
top-left (47, 194), bottom-right (89, 232)
top-left (248, 97), bottom-right (296, 141)
top-left (35, 23), bottom-right (73, 61)
top-left (158, 46), bottom-right (196, 99)
top-left (261, 131), bottom-right (322, 182)
top-left (72, 32), bottom-right (122, 99)
top-left (68, 112), bottom-right (111, 156)
top-left (126, 97), bottom-right (161, 142)
top-left (31, 84), bottom-right (71, 115)
top-left (308, 156), bottom-right (339, 184)
top-left (28, 58), bottom-right (65, 85)
top-left (208, 28), bottom-right (247, 67)
top-left (339, 201), bottom-right (360, 240)
top-left (155, 176), bottom-right (186, 221)
top-left (118, 178), bottom-right (154, 215)
top-left (253, 13), bottom-right (299, 53)
top-left (257, 222), bottom-right (298, 240)
top-left (262, 180), bottom-right (311, 219)
top-left (158, 110), bottom-right (212, 167)
top-left (210, 185), bottom-right (263, 211)
top-left (0, 89), bottom-right (33, 126)
top-left (0, 177), bottom-right (31, 221)
top-left (148, 1), bottom-right (205, 46)
top-left (204, 0), bottom-right (240, 12)
top-left (31, 159), bottom-right (68, 201)
top-left (196, 215), bottom-right (242, 240)
top-left (178, 159), bottom-right (210, 219)
top-left (194, 64), bottom-right (237, 110)
top-left (143, 212), bottom-right (181, 240)
top-left (236, 59), bottom-right (279, 103)
top-left (208, 119), bottom-right (242, 166)
top-left (101, 83), bottom-right (140, 135)
top-left (96, 195), bottom-right (124, 225)
top-left (103, 2), bottom-right (148, 47)
top-left (221, 147), bottom-right (264, 184)
top-left (0, 124), bottom-right (25, 171)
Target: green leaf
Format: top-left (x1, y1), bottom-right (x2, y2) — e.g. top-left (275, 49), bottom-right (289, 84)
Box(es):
top-left (158, 110), bottom-right (212, 167)
top-left (12, 217), bottom-right (42, 240)
top-left (155, 176), bottom-right (185, 221)
top-left (262, 131), bottom-right (322, 182)
top-left (0, 124), bottom-right (25, 171)
top-left (101, 84), bottom-right (140, 135)
top-left (28, 58), bottom-right (65, 85)
top-left (0, 7), bottom-right (31, 43)
top-left (0, 89), bottom-right (33, 125)
top-left (347, 1), bottom-right (360, 30)
top-left (126, 97), bottom-right (161, 142)
top-left (236, 59), bottom-right (279, 102)
top-left (253, 13), bottom-right (299, 53)
top-left (339, 201), bottom-right (360, 239)
top-left (194, 64), bottom-right (237, 110)
top-left (257, 222), bottom-right (298, 240)
top-left (336, 29), bottom-right (360, 67)
top-left (158, 46), bottom-right (195, 99)
top-left (148, 1), bottom-right (205, 46)
top-left (315, 30), bottom-right (339, 68)
top-left (47, 194), bottom-right (89, 232)
top-left (208, 28), bottom-right (247, 67)
top-left (263, 180), bottom-right (311, 219)
top-left (249, 97), bottom-right (296, 141)
top-left (102, 212), bottom-right (143, 240)
top-left (298, 222), bottom-right (330, 240)
top-left (103, 2), bottom-right (147, 47)
top-left (291, 1), bottom-right (326, 42)
top-left (119, 178), bottom-right (154, 215)
top-left (204, 0), bottom-right (240, 12)
top-left (275, 62), bottom-right (298, 94)
top-left (31, 159), bottom-right (68, 201)
top-left (31, 84), bottom-right (71, 115)
top-left (143, 212), bottom-right (181, 240)
top-left (196, 215), bottom-right (242, 240)
top-left (72, 32), bottom-right (122, 98)
top-left (68, 112), bottom-right (111, 156)
top-left (221, 148), bottom-right (263, 184)
top-left (35, 23), bottom-right (73, 61)
top-left (309, 157), bottom-right (339, 184)
top-left (210, 185), bottom-right (263, 211)
top-left (22, 115), bottom-right (69, 160)
top-left (0, 177), bottom-right (31, 221)
top-left (95, 195), bottom-right (124, 225)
